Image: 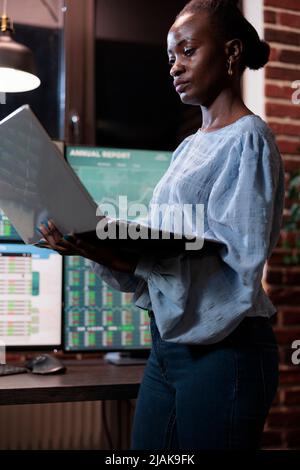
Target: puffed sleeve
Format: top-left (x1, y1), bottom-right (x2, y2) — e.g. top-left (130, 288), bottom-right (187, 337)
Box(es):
top-left (205, 130), bottom-right (284, 305)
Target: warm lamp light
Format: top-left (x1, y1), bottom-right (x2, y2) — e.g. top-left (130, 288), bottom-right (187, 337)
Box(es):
top-left (0, 1), bottom-right (41, 92)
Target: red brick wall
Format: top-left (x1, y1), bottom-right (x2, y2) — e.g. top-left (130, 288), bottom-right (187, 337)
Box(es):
top-left (263, 0), bottom-right (300, 450)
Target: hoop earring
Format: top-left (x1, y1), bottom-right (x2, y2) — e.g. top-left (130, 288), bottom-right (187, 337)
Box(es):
top-left (228, 59), bottom-right (233, 76)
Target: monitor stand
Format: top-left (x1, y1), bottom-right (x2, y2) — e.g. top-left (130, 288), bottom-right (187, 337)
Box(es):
top-left (104, 351), bottom-right (149, 366)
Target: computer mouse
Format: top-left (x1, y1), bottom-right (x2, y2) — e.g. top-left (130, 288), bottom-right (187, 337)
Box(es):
top-left (25, 354), bottom-right (66, 375)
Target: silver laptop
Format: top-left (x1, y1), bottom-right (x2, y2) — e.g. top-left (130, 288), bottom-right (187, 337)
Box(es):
top-left (0, 105), bottom-right (99, 244)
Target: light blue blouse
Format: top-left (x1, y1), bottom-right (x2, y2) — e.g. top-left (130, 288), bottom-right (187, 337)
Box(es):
top-left (91, 115), bottom-right (285, 345)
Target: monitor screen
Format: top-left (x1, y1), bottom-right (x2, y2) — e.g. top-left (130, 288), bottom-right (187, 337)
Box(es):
top-left (64, 146), bottom-right (172, 351)
top-left (0, 244), bottom-right (62, 348)
top-left (64, 256), bottom-right (151, 351)
top-left (0, 210), bottom-right (21, 241)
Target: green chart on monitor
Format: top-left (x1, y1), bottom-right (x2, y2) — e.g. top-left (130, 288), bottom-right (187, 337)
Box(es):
top-left (67, 146), bottom-right (171, 216)
top-left (64, 146), bottom-right (172, 351)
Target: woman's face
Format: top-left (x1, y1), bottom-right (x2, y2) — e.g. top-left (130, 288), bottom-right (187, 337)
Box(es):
top-left (167, 12), bottom-right (229, 106)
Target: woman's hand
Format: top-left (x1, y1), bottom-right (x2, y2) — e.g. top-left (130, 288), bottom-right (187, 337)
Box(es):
top-left (37, 219), bottom-right (139, 274)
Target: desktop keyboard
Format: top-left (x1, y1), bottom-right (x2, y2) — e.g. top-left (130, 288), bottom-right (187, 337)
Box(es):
top-left (0, 364), bottom-right (28, 376)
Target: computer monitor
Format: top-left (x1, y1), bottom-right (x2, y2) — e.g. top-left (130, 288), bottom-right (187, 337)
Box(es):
top-left (64, 255), bottom-right (151, 351)
top-left (0, 210), bottom-right (21, 241)
top-left (63, 146), bottom-right (172, 352)
top-left (0, 243), bottom-right (63, 349)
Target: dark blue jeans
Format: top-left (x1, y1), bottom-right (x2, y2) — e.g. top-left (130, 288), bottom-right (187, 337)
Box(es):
top-left (131, 311), bottom-right (279, 450)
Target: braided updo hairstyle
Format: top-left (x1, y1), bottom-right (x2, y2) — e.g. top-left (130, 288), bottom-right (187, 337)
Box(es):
top-left (177, 0), bottom-right (270, 71)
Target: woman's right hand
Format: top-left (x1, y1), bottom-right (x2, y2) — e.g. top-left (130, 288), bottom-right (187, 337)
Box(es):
top-left (38, 219), bottom-right (139, 274)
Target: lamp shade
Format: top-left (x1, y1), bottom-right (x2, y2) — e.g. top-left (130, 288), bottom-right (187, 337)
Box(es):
top-left (0, 32), bottom-right (41, 92)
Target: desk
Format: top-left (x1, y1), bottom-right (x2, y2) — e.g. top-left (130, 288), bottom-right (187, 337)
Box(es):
top-left (0, 359), bottom-right (145, 406)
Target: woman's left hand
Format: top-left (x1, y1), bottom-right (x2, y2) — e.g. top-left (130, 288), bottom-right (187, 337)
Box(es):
top-left (37, 219), bottom-right (139, 274)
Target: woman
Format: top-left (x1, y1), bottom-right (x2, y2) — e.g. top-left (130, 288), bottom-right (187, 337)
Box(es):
top-left (40, 0), bottom-right (285, 450)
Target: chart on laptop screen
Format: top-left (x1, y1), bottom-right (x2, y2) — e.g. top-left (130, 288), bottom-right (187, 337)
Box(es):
top-left (64, 146), bottom-right (172, 351)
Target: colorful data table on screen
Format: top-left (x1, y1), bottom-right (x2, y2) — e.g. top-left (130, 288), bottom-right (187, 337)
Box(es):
top-left (0, 243), bottom-right (62, 348)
